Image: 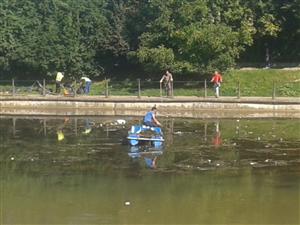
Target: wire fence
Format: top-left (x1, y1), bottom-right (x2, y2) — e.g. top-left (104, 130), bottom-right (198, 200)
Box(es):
top-left (0, 79), bottom-right (299, 98)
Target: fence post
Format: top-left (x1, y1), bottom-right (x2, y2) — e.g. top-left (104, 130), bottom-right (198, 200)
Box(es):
top-left (74, 118), bottom-right (78, 136)
top-left (137, 79), bottom-right (141, 98)
top-left (43, 79), bottom-right (46, 96)
top-left (237, 80), bottom-right (240, 99)
top-left (74, 81), bottom-right (77, 97)
top-left (13, 117), bottom-right (16, 137)
top-left (105, 78), bottom-right (109, 98)
top-left (171, 81), bottom-right (174, 98)
top-left (12, 79), bottom-right (15, 96)
top-left (160, 82), bottom-right (162, 97)
top-left (272, 80), bottom-right (276, 100)
top-left (43, 119), bottom-right (47, 136)
top-left (204, 79), bottom-right (207, 98)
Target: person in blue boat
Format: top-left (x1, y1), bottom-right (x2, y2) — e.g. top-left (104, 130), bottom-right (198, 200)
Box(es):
top-left (143, 106), bottom-right (162, 127)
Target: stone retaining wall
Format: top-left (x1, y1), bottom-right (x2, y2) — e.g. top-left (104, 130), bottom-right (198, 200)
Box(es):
top-left (1, 97), bottom-right (299, 118)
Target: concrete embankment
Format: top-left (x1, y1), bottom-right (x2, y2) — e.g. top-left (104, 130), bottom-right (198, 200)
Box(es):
top-left (0, 95), bottom-right (299, 118)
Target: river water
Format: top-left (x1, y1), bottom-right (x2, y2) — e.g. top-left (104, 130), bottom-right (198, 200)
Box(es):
top-left (0, 116), bottom-right (299, 225)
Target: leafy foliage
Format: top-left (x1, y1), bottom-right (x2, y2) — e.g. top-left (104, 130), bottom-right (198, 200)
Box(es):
top-left (0, 0), bottom-right (298, 79)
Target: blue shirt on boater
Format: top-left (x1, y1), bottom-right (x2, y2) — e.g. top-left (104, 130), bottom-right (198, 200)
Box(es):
top-left (144, 111), bottom-right (154, 123)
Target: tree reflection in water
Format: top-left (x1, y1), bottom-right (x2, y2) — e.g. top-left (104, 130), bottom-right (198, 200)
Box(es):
top-left (1, 116), bottom-right (299, 224)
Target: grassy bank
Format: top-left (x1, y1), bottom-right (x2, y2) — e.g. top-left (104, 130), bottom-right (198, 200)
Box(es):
top-left (223, 69), bottom-right (300, 97)
top-left (89, 69), bottom-right (300, 97)
top-left (0, 69), bottom-right (299, 97)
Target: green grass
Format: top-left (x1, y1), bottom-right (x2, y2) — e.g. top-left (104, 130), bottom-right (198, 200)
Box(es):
top-left (1, 69), bottom-right (299, 97)
top-left (91, 69), bottom-right (300, 97)
top-left (223, 69), bottom-right (300, 97)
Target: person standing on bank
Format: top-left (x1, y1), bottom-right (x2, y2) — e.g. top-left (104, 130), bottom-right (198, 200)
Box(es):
top-left (143, 106), bottom-right (162, 127)
top-left (80, 76), bottom-right (92, 94)
top-left (55, 72), bottom-right (64, 94)
top-left (210, 71), bottom-right (223, 98)
top-left (160, 70), bottom-right (173, 97)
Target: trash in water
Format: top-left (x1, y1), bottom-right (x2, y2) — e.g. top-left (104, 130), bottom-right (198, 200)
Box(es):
top-left (116, 119), bottom-right (126, 125)
top-left (124, 201), bottom-right (131, 206)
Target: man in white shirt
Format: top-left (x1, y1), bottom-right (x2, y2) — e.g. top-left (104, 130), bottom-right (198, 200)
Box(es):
top-left (80, 76), bottom-right (92, 94)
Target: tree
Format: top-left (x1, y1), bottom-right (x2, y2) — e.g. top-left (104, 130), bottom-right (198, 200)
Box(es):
top-left (239, 0), bottom-right (300, 64)
top-left (0, 0), bottom-right (111, 79)
top-left (131, 0), bottom-right (257, 75)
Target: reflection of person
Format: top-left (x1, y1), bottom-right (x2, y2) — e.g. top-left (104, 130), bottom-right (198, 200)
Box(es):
top-left (143, 106), bottom-right (162, 127)
top-left (128, 146), bottom-right (161, 169)
top-left (57, 129), bottom-right (65, 141)
top-left (55, 72), bottom-right (64, 94)
top-left (83, 119), bottom-right (92, 134)
top-left (213, 121), bottom-right (222, 148)
top-left (57, 117), bottom-right (69, 141)
top-left (160, 70), bottom-right (173, 96)
top-left (144, 156), bottom-right (158, 169)
top-left (210, 71), bottom-right (222, 98)
top-left (80, 76), bottom-right (92, 94)
top-left (82, 119), bottom-right (92, 134)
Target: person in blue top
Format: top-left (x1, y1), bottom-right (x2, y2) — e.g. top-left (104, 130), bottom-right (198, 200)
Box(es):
top-left (143, 106), bottom-right (162, 127)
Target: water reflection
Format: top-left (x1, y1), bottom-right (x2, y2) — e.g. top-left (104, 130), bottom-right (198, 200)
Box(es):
top-left (2, 116), bottom-right (300, 172)
top-left (1, 116), bottom-right (300, 224)
top-left (128, 146), bottom-right (164, 169)
top-left (212, 120), bottom-right (222, 148)
top-left (56, 118), bottom-right (69, 141)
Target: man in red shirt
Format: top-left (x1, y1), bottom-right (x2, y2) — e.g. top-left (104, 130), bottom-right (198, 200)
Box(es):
top-left (210, 71), bottom-right (223, 98)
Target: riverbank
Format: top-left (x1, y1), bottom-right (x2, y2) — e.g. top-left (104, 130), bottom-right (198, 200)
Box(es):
top-left (1, 95), bottom-right (299, 118)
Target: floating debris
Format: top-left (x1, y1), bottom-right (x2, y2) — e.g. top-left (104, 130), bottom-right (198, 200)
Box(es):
top-left (116, 119), bottom-right (126, 125)
top-left (124, 201), bottom-right (131, 206)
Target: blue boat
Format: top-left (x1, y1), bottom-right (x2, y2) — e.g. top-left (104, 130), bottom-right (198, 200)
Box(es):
top-left (127, 125), bottom-right (164, 147)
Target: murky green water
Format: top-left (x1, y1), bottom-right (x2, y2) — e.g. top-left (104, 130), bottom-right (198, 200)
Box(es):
top-left (1, 116), bottom-right (299, 225)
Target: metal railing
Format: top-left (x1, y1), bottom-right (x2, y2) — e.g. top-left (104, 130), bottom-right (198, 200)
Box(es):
top-left (0, 79), bottom-right (299, 98)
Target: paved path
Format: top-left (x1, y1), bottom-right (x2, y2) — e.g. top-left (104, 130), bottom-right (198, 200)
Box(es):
top-left (1, 95), bottom-right (299, 104)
